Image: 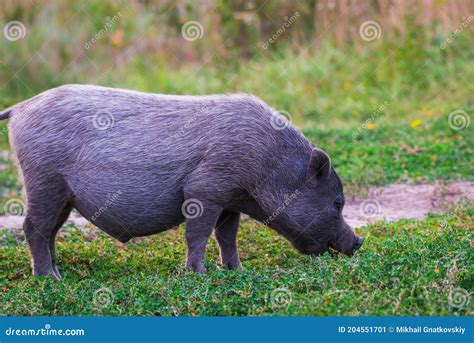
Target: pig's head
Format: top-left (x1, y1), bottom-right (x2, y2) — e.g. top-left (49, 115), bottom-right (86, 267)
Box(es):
top-left (275, 148), bottom-right (364, 257)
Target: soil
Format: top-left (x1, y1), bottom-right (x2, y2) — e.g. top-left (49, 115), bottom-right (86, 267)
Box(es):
top-left (343, 181), bottom-right (473, 227)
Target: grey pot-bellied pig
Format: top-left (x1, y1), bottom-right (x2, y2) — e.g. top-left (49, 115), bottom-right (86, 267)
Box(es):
top-left (0, 84), bottom-right (364, 279)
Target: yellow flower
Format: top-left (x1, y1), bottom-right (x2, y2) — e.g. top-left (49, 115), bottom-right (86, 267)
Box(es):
top-left (410, 119), bottom-right (422, 129)
top-left (434, 268), bottom-right (440, 273)
top-left (367, 123), bottom-right (376, 130)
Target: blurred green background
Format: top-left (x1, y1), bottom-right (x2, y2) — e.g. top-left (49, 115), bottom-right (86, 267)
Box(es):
top-left (1, 0), bottom-right (473, 127)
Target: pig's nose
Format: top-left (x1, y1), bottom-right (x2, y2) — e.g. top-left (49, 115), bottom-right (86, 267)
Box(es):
top-left (354, 237), bottom-right (365, 250)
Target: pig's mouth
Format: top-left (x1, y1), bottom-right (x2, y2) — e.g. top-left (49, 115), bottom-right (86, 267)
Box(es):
top-left (327, 244), bottom-right (351, 257)
top-left (328, 245), bottom-right (338, 256)
top-left (291, 235), bottom-right (365, 257)
top-left (328, 236), bottom-right (365, 257)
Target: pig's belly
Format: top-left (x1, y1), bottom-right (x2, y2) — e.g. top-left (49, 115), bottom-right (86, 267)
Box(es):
top-left (66, 171), bottom-right (186, 241)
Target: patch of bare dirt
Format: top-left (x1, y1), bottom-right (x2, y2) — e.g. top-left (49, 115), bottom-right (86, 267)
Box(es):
top-left (0, 212), bottom-right (88, 229)
top-left (343, 181), bottom-right (473, 228)
top-left (0, 182), bottom-right (472, 230)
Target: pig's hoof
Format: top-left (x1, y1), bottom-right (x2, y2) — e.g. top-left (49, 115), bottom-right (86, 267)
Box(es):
top-left (51, 265), bottom-right (62, 280)
top-left (186, 263), bottom-right (206, 273)
top-left (194, 265), bottom-right (206, 273)
top-left (226, 262), bottom-right (243, 271)
top-left (32, 265), bottom-right (62, 280)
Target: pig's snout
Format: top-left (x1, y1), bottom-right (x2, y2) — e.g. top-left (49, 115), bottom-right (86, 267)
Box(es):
top-left (354, 236), bottom-right (365, 251)
top-left (332, 223), bottom-right (365, 257)
top-left (346, 236), bottom-right (365, 257)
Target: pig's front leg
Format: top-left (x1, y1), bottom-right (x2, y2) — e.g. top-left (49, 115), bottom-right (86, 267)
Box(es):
top-left (215, 211), bottom-right (242, 270)
top-left (183, 198), bottom-right (223, 273)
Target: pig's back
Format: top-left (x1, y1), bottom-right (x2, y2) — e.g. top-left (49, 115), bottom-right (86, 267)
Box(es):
top-left (9, 84), bottom-right (288, 174)
top-left (8, 85), bottom-right (307, 233)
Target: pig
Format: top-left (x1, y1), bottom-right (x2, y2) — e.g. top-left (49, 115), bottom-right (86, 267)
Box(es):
top-left (0, 84), bottom-right (364, 279)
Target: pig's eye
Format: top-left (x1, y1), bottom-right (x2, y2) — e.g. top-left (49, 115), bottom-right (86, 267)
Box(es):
top-left (334, 200), bottom-right (343, 211)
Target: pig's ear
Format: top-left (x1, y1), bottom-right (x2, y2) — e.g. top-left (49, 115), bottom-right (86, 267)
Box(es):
top-left (307, 148), bottom-right (331, 180)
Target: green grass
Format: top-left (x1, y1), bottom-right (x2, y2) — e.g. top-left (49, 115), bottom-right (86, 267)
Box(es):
top-left (0, 205), bottom-right (472, 316)
top-left (304, 114), bottom-right (473, 191)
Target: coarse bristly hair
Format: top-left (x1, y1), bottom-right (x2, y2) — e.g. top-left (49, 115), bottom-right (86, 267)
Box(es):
top-left (0, 84), bottom-right (362, 277)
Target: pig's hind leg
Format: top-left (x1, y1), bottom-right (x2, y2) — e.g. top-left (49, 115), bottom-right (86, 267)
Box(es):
top-left (22, 177), bottom-right (71, 280)
top-left (215, 211), bottom-right (242, 270)
top-left (49, 202), bottom-right (73, 280)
